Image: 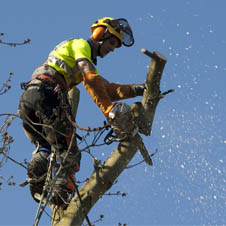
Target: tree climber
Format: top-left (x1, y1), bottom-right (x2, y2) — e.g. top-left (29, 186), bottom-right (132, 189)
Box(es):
top-left (18, 17), bottom-right (145, 206)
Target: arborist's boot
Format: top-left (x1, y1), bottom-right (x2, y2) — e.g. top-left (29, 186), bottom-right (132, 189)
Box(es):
top-left (27, 144), bottom-right (50, 203)
top-left (51, 151), bottom-right (80, 206)
top-left (51, 170), bottom-right (76, 206)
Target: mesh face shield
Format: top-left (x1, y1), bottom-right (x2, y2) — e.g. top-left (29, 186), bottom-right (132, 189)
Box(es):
top-left (103, 18), bottom-right (135, 47)
top-left (117, 18), bottom-right (134, 47)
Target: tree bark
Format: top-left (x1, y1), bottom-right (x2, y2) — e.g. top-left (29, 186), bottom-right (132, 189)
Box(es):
top-left (52, 49), bottom-right (167, 226)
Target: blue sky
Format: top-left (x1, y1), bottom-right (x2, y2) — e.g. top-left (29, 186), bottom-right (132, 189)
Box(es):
top-left (0, 0), bottom-right (225, 225)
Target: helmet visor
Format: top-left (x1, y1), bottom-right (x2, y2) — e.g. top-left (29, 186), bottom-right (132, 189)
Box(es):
top-left (103, 18), bottom-right (134, 47)
top-left (117, 18), bottom-right (134, 47)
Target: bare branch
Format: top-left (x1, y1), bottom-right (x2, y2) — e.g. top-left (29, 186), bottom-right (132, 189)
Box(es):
top-left (0, 72), bottom-right (13, 95)
top-left (0, 33), bottom-right (30, 47)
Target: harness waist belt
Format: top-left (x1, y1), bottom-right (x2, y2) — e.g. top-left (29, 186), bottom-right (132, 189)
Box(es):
top-left (29, 65), bottom-right (67, 91)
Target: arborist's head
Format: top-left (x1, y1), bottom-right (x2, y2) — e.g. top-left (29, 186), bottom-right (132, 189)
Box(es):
top-left (90, 17), bottom-right (134, 57)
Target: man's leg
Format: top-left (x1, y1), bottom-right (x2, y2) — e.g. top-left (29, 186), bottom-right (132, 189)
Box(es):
top-left (19, 83), bottom-right (81, 206)
top-left (19, 88), bottom-right (52, 202)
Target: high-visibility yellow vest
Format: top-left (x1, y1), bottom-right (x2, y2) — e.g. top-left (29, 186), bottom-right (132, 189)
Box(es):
top-left (47, 38), bottom-right (98, 88)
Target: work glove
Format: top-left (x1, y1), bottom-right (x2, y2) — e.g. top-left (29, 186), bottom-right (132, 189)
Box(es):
top-left (106, 102), bottom-right (138, 140)
top-left (131, 84), bottom-right (146, 96)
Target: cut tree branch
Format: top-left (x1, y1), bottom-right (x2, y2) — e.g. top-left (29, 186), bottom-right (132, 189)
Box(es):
top-left (51, 49), bottom-right (168, 226)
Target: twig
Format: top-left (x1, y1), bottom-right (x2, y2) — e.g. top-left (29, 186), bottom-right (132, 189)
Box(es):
top-left (0, 32), bottom-right (30, 47)
top-left (1, 150), bottom-right (27, 169)
top-left (0, 72), bottom-right (13, 95)
top-left (103, 191), bottom-right (127, 197)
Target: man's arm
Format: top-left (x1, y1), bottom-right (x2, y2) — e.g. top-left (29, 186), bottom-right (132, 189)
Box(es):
top-left (77, 60), bottom-right (96, 75)
top-left (77, 60), bottom-right (145, 117)
top-left (77, 60), bottom-right (113, 116)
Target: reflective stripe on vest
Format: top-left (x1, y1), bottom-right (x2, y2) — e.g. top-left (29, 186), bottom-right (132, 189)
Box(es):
top-left (48, 54), bottom-right (81, 86)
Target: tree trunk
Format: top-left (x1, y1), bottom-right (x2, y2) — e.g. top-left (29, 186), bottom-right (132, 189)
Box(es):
top-left (52, 49), bottom-right (167, 226)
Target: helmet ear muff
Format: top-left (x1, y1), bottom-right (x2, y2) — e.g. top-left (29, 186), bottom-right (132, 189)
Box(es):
top-left (92, 26), bottom-right (106, 41)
